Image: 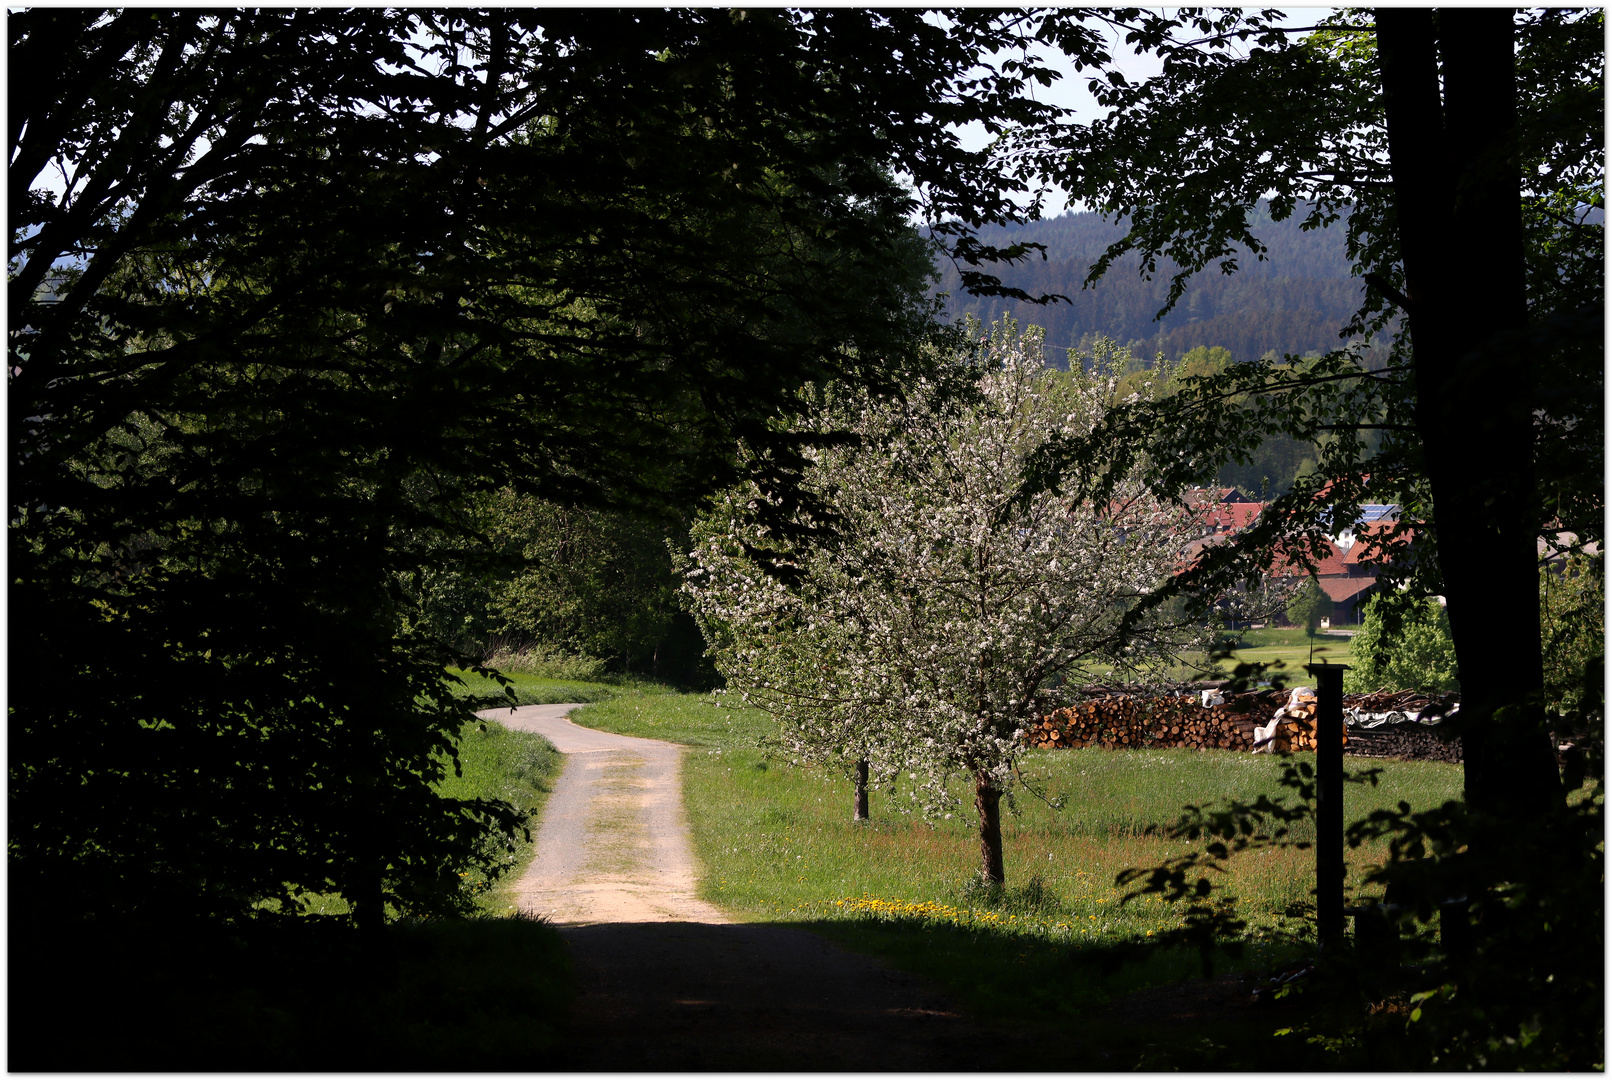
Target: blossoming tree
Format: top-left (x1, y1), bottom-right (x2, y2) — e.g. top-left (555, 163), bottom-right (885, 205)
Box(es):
top-left (685, 322), bottom-right (1206, 885)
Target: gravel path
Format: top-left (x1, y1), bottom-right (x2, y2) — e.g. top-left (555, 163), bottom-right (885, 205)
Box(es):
top-left (476, 703), bottom-right (1019, 1070)
top-left (484, 703), bottom-right (726, 925)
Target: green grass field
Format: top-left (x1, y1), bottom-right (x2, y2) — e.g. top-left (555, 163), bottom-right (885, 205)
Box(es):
top-left (24, 711), bottom-right (576, 1071)
top-left (1071, 626), bottom-right (1355, 685)
top-left (1212, 627), bottom-right (1356, 677)
top-left (445, 667), bottom-right (621, 707)
top-left (568, 686), bottom-right (1464, 1050)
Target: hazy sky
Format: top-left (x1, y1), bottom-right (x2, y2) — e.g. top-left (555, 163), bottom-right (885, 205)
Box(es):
top-left (946, 8), bottom-right (1325, 217)
top-left (26, 11), bottom-right (1330, 234)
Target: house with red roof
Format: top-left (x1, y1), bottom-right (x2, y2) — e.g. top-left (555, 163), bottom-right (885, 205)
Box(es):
top-left (1176, 487), bottom-right (1266, 565)
top-left (1173, 483), bottom-right (1415, 625)
top-left (1170, 488), bottom-right (1421, 626)
top-left (1270, 518), bottom-right (1413, 625)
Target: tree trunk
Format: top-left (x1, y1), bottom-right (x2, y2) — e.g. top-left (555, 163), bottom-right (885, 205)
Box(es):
top-left (853, 758), bottom-right (870, 820)
top-left (1374, 9), bottom-right (1562, 828)
top-left (350, 802), bottom-right (388, 933)
top-left (352, 859), bottom-right (387, 934)
top-left (974, 770), bottom-right (1005, 886)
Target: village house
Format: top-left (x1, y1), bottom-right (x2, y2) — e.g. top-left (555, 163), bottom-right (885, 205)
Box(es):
top-left (1179, 487), bottom-right (1408, 626)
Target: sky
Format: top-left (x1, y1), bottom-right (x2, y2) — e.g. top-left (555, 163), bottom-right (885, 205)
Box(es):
top-left (941, 16), bottom-right (1162, 217)
top-left (944, 8), bottom-right (1326, 218)
top-left (22, 10), bottom-right (1332, 250)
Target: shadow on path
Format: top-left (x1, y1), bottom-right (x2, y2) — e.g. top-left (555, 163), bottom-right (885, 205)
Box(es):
top-left (481, 704), bottom-right (1042, 1069)
top-left (551, 920), bottom-right (1017, 1071)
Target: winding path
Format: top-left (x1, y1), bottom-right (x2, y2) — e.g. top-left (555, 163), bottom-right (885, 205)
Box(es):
top-left (484, 703), bottom-right (726, 925)
top-left (476, 703), bottom-right (1021, 1070)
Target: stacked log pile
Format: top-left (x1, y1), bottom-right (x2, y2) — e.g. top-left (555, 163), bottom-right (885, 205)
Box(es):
top-left (1027, 688), bottom-right (1285, 752)
top-left (1262, 691), bottom-right (1322, 753)
top-left (1342, 725), bottom-right (1463, 765)
top-left (1256, 687), bottom-right (1346, 753)
top-left (1342, 689), bottom-right (1462, 764)
top-left (1025, 686), bottom-right (1461, 762)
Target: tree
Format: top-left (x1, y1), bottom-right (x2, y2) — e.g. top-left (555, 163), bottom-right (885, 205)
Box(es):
top-left (1017, 9), bottom-right (1601, 1064)
top-left (401, 488), bottom-right (694, 676)
top-left (479, 493), bottom-right (693, 679)
top-left (1025, 5), bottom-right (1601, 830)
top-left (1539, 553), bottom-right (1604, 716)
top-left (10, 9), bottom-right (1106, 928)
top-left (684, 321), bottom-right (1203, 884)
top-left (1343, 593), bottom-right (1460, 696)
top-left (1285, 576), bottom-right (1329, 640)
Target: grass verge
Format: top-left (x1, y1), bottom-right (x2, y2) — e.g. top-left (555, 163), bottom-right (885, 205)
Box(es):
top-left (570, 687), bottom-right (1466, 1065)
top-left (439, 714), bottom-right (567, 916)
top-left (16, 713), bottom-right (579, 1070)
top-left (446, 666), bottom-right (620, 707)
top-left (13, 913), bottom-right (573, 1070)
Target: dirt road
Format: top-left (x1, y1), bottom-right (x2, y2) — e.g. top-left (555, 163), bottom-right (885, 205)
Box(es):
top-left (478, 703), bottom-right (1016, 1070)
top-left (485, 703), bottom-right (726, 925)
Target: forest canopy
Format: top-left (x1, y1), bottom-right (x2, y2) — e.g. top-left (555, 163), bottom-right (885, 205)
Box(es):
top-left (934, 201), bottom-right (1389, 368)
top-left (9, 8), bottom-right (1089, 928)
top-left (9, 17), bottom-right (1602, 1065)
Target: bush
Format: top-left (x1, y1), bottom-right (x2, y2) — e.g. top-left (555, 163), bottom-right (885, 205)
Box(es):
top-left (1344, 594), bottom-right (1459, 695)
top-left (482, 641), bottom-right (610, 683)
top-left (1540, 552), bottom-right (1604, 715)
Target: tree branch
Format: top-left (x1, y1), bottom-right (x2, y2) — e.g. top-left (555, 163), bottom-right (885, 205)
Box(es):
top-left (1363, 271), bottom-right (1414, 314)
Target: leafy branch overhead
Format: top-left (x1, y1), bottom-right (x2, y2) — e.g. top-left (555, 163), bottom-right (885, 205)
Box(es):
top-left (9, 9), bottom-right (1104, 928)
top-left (1019, 10), bottom-right (1599, 805)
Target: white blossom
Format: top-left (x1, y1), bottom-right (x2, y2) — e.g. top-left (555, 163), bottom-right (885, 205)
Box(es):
top-left (683, 322), bottom-right (1207, 880)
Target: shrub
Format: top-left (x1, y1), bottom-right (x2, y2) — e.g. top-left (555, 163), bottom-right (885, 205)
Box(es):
top-left (482, 641), bottom-right (609, 683)
top-left (1540, 552), bottom-right (1604, 715)
top-left (1343, 594), bottom-right (1458, 695)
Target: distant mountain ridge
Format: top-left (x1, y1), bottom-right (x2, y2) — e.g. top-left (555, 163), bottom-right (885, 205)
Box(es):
top-left (933, 203), bottom-right (1378, 368)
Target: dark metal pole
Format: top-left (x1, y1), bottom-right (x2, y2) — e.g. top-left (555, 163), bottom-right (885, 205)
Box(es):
top-left (1308, 663), bottom-right (1347, 951)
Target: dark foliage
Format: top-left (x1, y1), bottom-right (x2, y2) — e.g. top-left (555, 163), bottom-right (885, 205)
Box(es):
top-left (1118, 737), bottom-right (1602, 1068)
top-left (1015, 8), bottom-right (1602, 1066)
top-left (9, 913), bottom-right (573, 1070)
top-left (9, 9), bottom-right (1082, 927)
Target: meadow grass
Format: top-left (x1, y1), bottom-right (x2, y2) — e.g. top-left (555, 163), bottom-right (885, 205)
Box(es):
top-left (267, 714), bottom-right (567, 919)
top-left (21, 713), bottom-right (578, 1071)
top-left (1072, 628), bottom-right (1355, 685)
top-left (571, 688), bottom-right (1465, 1035)
top-left (445, 666), bottom-right (620, 707)
top-left (1219, 641), bottom-right (1354, 675)
top-left (1204, 627), bottom-right (1355, 679)
top-left (567, 682), bottom-right (775, 747)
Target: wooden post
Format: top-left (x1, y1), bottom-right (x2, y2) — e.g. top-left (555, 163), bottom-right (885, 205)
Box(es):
top-left (1308, 663), bottom-right (1347, 951)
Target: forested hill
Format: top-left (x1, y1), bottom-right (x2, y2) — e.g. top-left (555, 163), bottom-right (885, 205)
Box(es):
top-left (933, 203), bottom-right (1375, 368)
